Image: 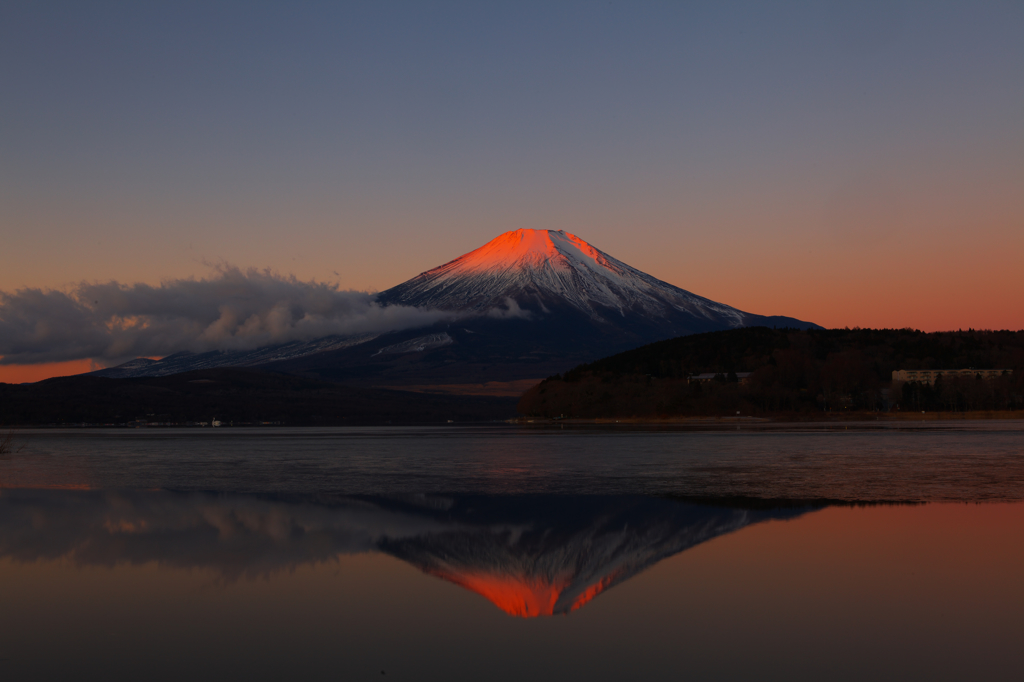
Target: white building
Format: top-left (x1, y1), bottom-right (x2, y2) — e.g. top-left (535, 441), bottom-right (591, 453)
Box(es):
top-left (892, 368), bottom-right (1009, 385)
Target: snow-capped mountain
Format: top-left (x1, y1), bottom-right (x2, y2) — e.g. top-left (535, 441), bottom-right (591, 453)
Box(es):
top-left (379, 229), bottom-right (753, 328)
top-left (94, 229), bottom-right (817, 385)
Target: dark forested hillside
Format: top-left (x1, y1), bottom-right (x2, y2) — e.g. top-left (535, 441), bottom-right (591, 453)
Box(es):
top-left (518, 328), bottom-right (1024, 418)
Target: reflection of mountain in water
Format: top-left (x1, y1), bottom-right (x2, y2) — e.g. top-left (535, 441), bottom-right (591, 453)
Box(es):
top-left (379, 496), bottom-right (807, 617)
top-left (0, 491), bottom-right (809, 617)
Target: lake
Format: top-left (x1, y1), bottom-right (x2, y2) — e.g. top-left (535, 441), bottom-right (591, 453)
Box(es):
top-left (1, 423), bottom-right (1022, 680)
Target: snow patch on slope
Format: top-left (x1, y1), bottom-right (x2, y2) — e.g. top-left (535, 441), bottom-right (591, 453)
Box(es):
top-left (372, 333), bottom-right (454, 356)
top-left (92, 333), bottom-right (380, 378)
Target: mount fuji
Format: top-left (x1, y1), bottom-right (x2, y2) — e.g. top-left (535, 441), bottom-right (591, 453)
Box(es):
top-left (380, 229), bottom-right (795, 329)
top-left (95, 229), bottom-right (818, 387)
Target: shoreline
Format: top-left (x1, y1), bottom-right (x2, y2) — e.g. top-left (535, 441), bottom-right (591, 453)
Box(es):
top-left (5, 411), bottom-right (1024, 430)
top-left (514, 410), bottom-right (1024, 425)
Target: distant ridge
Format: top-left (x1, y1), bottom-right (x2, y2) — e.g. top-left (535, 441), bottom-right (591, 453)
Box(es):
top-left (2, 368), bottom-right (516, 425)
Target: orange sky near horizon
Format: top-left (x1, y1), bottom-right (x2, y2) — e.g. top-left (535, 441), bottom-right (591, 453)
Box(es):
top-left (0, 360), bottom-right (102, 384)
top-left (2, 214), bottom-right (1022, 384)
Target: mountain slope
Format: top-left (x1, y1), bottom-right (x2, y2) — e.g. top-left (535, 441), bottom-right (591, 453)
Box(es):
top-left (90, 334), bottom-right (377, 379)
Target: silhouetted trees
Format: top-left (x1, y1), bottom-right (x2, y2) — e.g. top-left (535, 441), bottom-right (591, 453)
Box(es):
top-left (519, 328), bottom-right (1024, 418)
top-left (893, 370), bottom-right (1020, 413)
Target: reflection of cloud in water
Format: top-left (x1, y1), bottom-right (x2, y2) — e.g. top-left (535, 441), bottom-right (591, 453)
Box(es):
top-left (0, 491), bottom-right (810, 616)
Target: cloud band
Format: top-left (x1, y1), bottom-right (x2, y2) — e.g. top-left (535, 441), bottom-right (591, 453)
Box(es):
top-left (0, 266), bottom-right (449, 366)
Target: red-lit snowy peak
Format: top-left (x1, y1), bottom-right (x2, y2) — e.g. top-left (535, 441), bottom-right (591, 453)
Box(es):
top-left (379, 229), bottom-right (748, 326)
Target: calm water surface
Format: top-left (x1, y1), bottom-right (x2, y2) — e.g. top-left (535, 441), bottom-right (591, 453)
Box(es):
top-left (4, 422), bottom-right (1024, 499)
top-left (0, 424), bottom-right (1022, 680)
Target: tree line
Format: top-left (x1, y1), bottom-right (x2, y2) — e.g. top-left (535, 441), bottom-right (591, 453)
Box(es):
top-left (518, 327), bottom-right (1024, 418)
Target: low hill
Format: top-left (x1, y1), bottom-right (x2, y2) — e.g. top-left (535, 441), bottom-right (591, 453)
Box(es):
top-left (0, 368), bottom-right (517, 426)
top-left (517, 327), bottom-right (1024, 418)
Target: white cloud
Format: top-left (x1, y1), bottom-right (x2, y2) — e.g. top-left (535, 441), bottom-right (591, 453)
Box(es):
top-left (486, 297), bottom-right (532, 320)
top-left (0, 265), bottom-right (451, 365)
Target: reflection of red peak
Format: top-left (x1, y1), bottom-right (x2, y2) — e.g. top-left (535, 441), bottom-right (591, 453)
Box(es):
top-left (375, 497), bottom-right (796, 620)
top-left (568, 573), bottom-right (617, 612)
top-left (428, 567), bottom-right (620, 618)
top-left (432, 570), bottom-right (561, 617)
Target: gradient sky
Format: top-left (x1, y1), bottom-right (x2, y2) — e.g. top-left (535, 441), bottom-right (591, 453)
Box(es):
top-left (2, 1), bottom-right (1022, 381)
